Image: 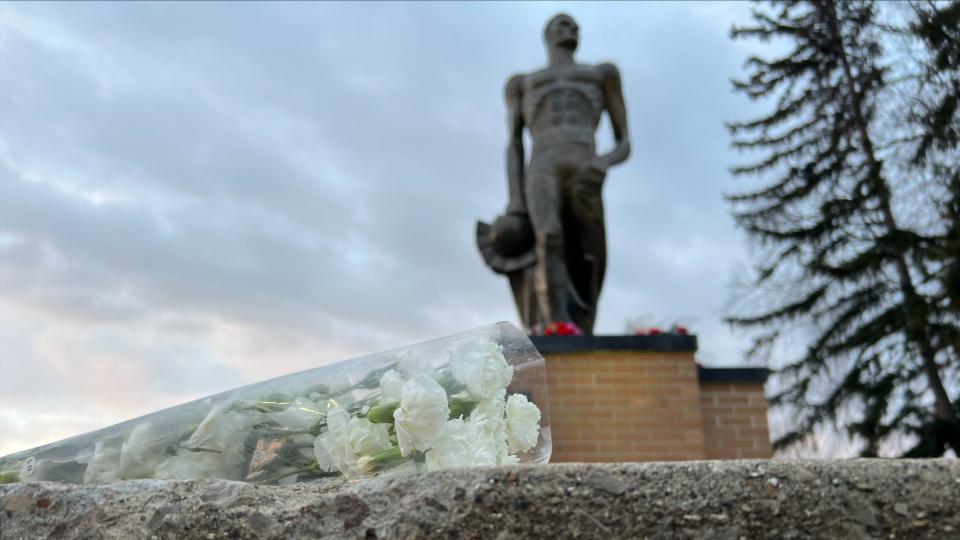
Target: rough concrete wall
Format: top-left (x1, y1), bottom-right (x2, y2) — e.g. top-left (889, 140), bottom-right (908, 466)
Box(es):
top-left (3, 460), bottom-right (957, 539)
top-left (545, 350), bottom-right (706, 461)
top-left (700, 382), bottom-right (773, 459)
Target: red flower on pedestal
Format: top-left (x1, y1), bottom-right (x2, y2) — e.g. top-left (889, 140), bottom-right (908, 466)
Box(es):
top-left (543, 322), bottom-right (582, 336)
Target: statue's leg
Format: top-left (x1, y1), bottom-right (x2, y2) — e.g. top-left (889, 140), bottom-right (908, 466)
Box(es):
top-left (564, 175), bottom-right (607, 334)
top-left (508, 269), bottom-right (540, 332)
top-left (525, 168), bottom-right (573, 326)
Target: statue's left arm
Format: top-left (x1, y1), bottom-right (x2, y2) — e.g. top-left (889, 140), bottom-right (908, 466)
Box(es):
top-left (594, 63), bottom-right (631, 172)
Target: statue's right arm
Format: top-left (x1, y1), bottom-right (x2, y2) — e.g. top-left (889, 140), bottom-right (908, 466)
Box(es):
top-left (505, 74), bottom-right (526, 215)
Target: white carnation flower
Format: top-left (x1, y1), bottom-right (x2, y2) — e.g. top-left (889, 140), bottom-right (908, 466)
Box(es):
top-left (315, 404), bottom-right (357, 477)
top-left (314, 404), bottom-right (393, 478)
top-left (347, 416), bottom-right (392, 456)
top-left (425, 419), bottom-right (498, 472)
top-left (393, 373), bottom-right (449, 456)
top-left (449, 339), bottom-right (514, 399)
top-left (505, 393), bottom-right (541, 454)
top-left (471, 398), bottom-right (521, 465)
top-left (468, 393), bottom-right (522, 464)
top-left (471, 393), bottom-right (506, 424)
top-left (470, 394), bottom-right (507, 440)
top-left (379, 369), bottom-right (404, 403)
top-left (425, 420), bottom-right (471, 470)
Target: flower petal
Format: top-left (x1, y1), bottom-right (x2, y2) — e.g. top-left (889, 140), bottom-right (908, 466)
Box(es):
top-left (505, 394), bottom-right (541, 454)
top-left (379, 369), bottom-right (404, 403)
top-left (450, 339), bottom-right (514, 399)
top-left (394, 373), bottom-right (449, 456)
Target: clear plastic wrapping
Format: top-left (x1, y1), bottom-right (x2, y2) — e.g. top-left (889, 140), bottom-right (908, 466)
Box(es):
top-left (0, 322), bottom-right (551, 485)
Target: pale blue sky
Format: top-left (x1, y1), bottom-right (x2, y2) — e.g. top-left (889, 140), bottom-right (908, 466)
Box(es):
top-left (0, 1), bottom-right (765, 454)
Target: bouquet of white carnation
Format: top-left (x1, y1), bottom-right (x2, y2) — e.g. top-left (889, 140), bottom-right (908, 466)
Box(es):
top-left (0, 323), bottom-right (550, 485)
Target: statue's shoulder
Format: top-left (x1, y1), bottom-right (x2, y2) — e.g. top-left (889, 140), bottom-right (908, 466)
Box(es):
top-left (505, 73), bottom-right (527, 97)
top-left (594, 62), bottom-right (622, 82)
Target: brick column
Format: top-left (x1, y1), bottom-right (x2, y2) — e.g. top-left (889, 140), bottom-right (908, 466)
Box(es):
top-left (531, 335), bottom-right (771, 462)
top-left (698, 370), bottom-right (772, 459)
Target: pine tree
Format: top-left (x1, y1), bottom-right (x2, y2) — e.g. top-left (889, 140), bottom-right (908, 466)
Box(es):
top-left (906, 0), bottom-right (960, 313)
top-left (727, 0), bottom-right (959, 456)
top-left (901, 0), bottom-right (960, 455)
top-left (907, 0), bottom-right (960, 166)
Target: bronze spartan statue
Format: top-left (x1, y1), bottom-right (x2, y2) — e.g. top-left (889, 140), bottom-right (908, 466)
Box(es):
top-left (477, 13), bottom-right (630, 335)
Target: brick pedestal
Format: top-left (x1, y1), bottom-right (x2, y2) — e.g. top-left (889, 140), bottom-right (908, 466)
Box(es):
top-left (531, 335), bottom-right (772, 462)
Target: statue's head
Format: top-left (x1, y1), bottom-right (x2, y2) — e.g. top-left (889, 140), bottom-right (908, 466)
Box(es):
top-left (543, 13), bottom-right (579, 51)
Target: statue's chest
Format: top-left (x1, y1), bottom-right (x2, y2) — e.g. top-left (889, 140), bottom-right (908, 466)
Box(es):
top-left (522, 69), bottom-right (604, 122)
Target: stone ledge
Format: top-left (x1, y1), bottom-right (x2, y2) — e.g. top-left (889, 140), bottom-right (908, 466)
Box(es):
top-left (698, 366), bottom-right (770, 384)
top-left (3, 460), bottom-right (958, 539)
top-left (531, 334), bottom-right (698, 353)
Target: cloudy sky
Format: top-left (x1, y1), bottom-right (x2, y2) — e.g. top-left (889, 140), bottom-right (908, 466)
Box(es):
top-left (0, 1), bottom-right (769, 455)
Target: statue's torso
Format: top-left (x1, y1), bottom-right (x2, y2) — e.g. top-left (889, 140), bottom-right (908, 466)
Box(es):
top-left (521, 64), bottom-right (605, 144)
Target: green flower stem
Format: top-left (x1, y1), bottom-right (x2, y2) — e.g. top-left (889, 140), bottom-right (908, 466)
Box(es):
top-left (366, 446), bottom-right (405, 472)
top-left (0, 471), bottom-right (19, 484)
top-left (253, 401), bottom-right (289, 413)
top-left (250, 424), bottom-right (314, 436)
top-left (449, 397), bottom-right (477, 420)
top-left (257, 462), bottom-right (321, 485)
top-left (367, 402), bottom-right (400, 423)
